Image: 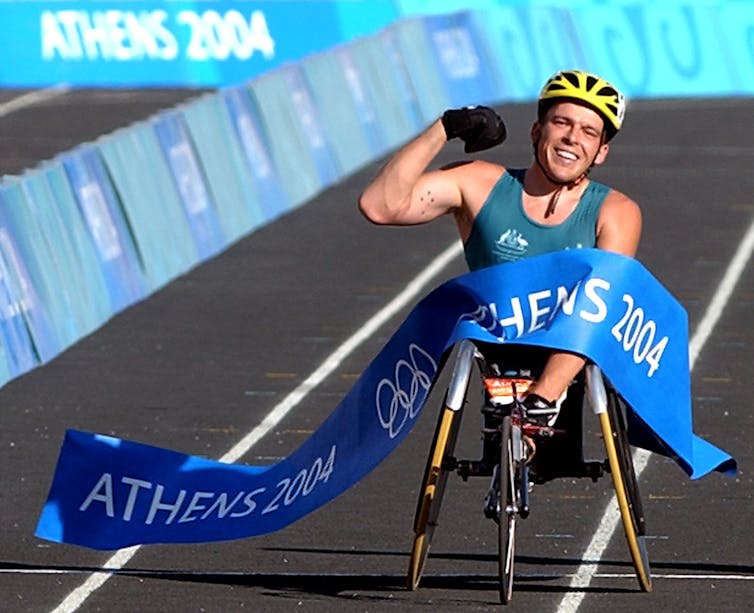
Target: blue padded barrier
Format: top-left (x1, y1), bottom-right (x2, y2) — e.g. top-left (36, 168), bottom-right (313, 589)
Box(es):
top-left (390, 18), bottom-right (452, 123)
top-left (571, 3), bottom-right (738, 98)
top-left (300, 50), bottom-right (377, 176)
top-left (0, 198), bottom-right (39, 379)
top-left (59, 145), bottom-right (148, 314)
top-left (422, 11), bottom-right (502, 107)
top-left (347, 31), bottom-right (424, 151)
top-left (248, 64), bottom-right (341, 205)
top-left (180, 93), bottom-right (269, 242)
top-left (21, 165), bottom-right (112, 340)
top-left (152, 112), bottom-right (227, 262)
top-left (471, 6), bottom-right (584, 102)
top-left (330, 46), bottom-right (389, 157)
top-left (220, 86), bottom-right (289, 221)
top-left (96, 124), bottom-right (199, 290)
top-left (718, 3), bottom-right (754, 91)
top-left (0, 181), bottom-right (62, 363)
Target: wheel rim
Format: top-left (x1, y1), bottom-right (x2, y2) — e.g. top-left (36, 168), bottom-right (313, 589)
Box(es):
top-left (407, 406), bottom-right (461, 590)
top-left (600, 400), bottom-right (652, 592)
top-left (498, 416), bottom-right (516, 603)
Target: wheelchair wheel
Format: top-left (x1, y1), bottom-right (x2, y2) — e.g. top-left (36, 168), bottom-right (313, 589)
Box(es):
top-left (407, 403), bottom-right (462, 589)
top-left (600, 388), bottom-right (652, 592)
top-left (497, 415), bottom-right (516, 604)
top-left (407, 341), bottom-right (475, 590)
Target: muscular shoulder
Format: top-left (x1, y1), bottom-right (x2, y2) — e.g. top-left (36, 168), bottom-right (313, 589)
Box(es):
top-left (596, 188), bottom-right (642, 256)
top-left (599, 188), bottom-right (641, 221)
top-left (442, 160), bottom-right (505, 209)
top-left (439, 160), bottom-right (505, 239)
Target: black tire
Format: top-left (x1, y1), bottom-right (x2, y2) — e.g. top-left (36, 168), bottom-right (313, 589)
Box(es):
top-left (601, 388), bottom-right (652, 592)
top-left (407, 403), bottom-right (462, 589)
top-left (498, 415), bottom-right (516, 604)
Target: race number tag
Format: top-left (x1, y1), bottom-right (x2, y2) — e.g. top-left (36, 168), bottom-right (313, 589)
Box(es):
top-left (483, 377), bottom-right (533, 405)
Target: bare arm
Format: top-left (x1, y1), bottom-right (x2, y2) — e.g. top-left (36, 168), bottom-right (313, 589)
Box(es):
top-left (358, 119), bottom-right (463, 226)
top-left (534, 191), bottom-right (642, 403)
top-left (596, 191), bottom-right (642, 256)
top-left (359, 107), bottom-right (506, 226)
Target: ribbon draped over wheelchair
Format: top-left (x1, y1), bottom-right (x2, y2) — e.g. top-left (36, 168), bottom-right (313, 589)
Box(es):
top-left (36, 249), bottom-right (736, 550)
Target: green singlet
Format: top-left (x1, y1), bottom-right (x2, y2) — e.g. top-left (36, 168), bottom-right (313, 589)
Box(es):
top-left (463, 168), bottom-right (610, 271)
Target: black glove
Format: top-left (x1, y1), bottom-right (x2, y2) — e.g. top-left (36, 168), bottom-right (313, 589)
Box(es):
top-left (441, 106), bottom-right (506, 153)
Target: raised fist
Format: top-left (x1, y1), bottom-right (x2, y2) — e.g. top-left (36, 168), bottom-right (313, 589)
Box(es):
top-left (441, 106), bottom-right (506, 153)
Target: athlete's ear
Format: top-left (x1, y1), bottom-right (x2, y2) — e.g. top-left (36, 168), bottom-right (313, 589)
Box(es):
top-left (594, 142), bottom-right (610, 166)
top-left (530, 121), bottom-right (541, 143)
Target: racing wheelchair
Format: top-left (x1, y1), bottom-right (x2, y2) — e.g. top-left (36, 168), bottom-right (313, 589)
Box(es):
top-left (407, 340), bottom-right (652, 604)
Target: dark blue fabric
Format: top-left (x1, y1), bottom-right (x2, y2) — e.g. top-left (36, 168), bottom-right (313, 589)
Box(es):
top-left (35, 249), bottom-right (736, 550)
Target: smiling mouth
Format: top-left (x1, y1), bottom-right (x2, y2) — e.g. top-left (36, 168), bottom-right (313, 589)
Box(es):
top-left (555, 148), bottom-right (578, 162)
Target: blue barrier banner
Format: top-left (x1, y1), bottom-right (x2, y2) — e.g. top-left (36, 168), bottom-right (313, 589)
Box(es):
top-left (572, 3), bottom-right (738, 98)
top-left (220, 86), bottom-right (289, 220)
top-left (180, 94), bottom-right (269, 242)
top-left (40, 163), bottom-right (113, 335)
top-left (0, 1), bottom-right (399, 87)
top-left (3, 178), bottom-right (83, 354)
top-left (390, 19), bottom-right (452, 124)
top-left (60, 146), bottom-right (147, 314)
top-left (152, 112), bottom-right (227, 261)
top-left (348, 32), bottom-right (423, 151)
top-left (21, 166), bottom-right (113, 341)
top-left (396, 0), bottom-right (499, 16)
top-left (96, 125), bottom-right (199, 290)
top-left (0, 184), bottom-right (60, 364)
top-left (36, 250), bottom-right (735, 550)
top-left (1, 0), bottom-right (752, 96)
top-left (718, 3), bottom-right (754, 91)
top-left (330, 46), bottom-right (389, 156)
top-left (472, 2), bottom-right (754, 101)
top-left (250, 65), bottom-right (341, 199)
top-left (0, 227), bottom-right (34, 380)
top-left (422, 12), bottom-right (501, 106)
top-left (301, 51), bottom-right (379, 175)
top-left (0, 220), bottom-right (39, 378)
top-left (474, 5), bottom-right (584, 102)
top-left (12, 175), bottom-right (80, 350)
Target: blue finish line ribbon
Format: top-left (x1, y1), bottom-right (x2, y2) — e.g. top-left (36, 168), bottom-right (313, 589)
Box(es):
top-left (36, 250), bottom-right (736, 550)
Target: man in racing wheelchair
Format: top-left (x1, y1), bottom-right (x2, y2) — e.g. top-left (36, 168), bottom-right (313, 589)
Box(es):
top-left (359, 69), bottom-right (641, 436)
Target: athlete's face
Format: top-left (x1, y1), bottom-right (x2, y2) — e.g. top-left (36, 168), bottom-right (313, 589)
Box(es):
top-left (531, 101), bottom-right (610, 183)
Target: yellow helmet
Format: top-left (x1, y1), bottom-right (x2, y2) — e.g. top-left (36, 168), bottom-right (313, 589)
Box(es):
top-left (539, 70), bottom-right (626, 140)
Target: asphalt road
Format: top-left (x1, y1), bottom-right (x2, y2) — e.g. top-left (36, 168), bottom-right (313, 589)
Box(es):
top-left (0, 88), bottom-right (752, 612)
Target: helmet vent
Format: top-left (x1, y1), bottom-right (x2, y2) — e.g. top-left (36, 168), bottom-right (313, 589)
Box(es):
top-left (563, 71), bottom-right (580, 87)
top-left (539, 69), bottom-right (625, 138)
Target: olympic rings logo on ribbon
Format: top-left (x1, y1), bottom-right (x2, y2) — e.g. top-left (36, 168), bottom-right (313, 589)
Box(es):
top-left (457, 304), bottom-right (505, 339)
top-left (375, 343), bottom-right (437, 439)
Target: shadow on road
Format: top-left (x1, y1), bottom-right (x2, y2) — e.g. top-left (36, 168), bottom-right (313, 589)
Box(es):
top-left (10, 547), bottom-right (750, 598)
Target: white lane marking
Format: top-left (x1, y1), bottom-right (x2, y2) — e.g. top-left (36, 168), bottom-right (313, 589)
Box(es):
top-left (687, 214), bottom-right (754, 370)
top-left (49, 241), bottom-right (463, 613)
top-left (0, 85), bottom-right (71, 118)
top-left (557, 213), bottom-right (754, 611)
top-left (593, 573), bottom-right (754, 581)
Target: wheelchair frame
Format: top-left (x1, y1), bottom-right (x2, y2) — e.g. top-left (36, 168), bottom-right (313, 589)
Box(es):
top-left (406, 340), bottom-right (652, 604)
